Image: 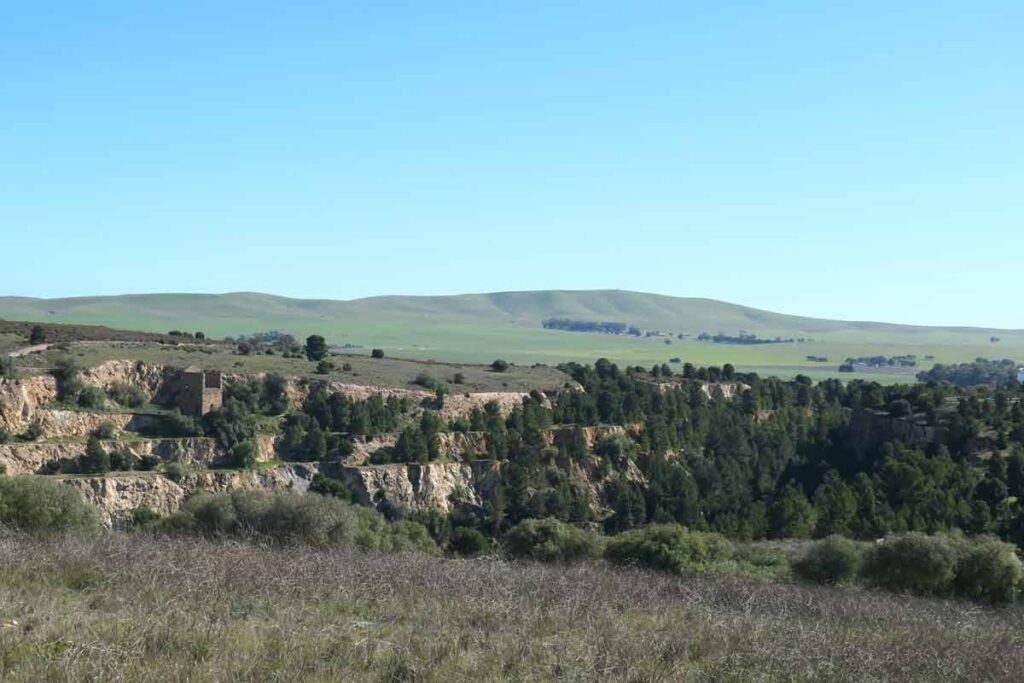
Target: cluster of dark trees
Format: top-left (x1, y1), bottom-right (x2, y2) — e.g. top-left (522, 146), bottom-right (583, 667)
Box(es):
top-left (917, 358), bottom-right (1020, 387)
top-left (845, 355), bottom-right (918, 368)
top-left (411, 360), bottom-right (1023, 545)
top-left (697, 332), bottom-right (797, 345)
top-left (548, 361), bottom-right (1024, 543)
top-left (542, 319), bottom-right (628, 335)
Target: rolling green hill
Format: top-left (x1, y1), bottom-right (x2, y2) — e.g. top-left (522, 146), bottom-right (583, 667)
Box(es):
top-left (2, 290), bottom-right (1022, 381)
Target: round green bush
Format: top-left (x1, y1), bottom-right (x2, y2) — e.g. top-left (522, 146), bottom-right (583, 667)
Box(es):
top-left (793, 535), bottom-right (862, 585)
top-left (505, 518), bottom-right (600, 563)
top-left (604, 525), bottom-right (733, 575)
top-left (953, 537), bottom-right (1024, 605)
top-left (860, 533), bottom-right (957, 596)
top-left (165, 490), bottom-right (360, 546)
top-left (388, 519), bottom-right (441, 555)
top-left (0, 476), bottom-right (100, 533)
top-left (449, 526), bottom-right (491, 557)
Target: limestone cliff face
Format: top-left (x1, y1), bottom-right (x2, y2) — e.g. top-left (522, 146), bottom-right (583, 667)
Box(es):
top-left (79, 360), bottom-right (167, 399)
top-left (0, 376), bottom-right (58, 434)
top-left (341, 461), bottom-right (500, 513)
top-left (0, 437), bottom-right (225, 475)
top-left (32, 410), bottom-right (160, 439)
top-left (437, 432), bottom-right (488, 460)
top-left (62, 463), bottom-right (320, 528)
top-left (437, 391), bottom-right (533, 420)
top-left (345, 431), bottom-right (488, 465)
top-left (651, 380), bottom-right (749, 399)
top-left (700, 381), bottom-right (748, 399)
top-left (64, 474), bottom-right (186, 528)
top-left (182, 463), bottom-right (319, 496)
top-left (346, 433), bottom-right (399, 465)
top-left (0, 442), bottom-right (83, 476)
top-left (546, 424), bottom-right (643, 451)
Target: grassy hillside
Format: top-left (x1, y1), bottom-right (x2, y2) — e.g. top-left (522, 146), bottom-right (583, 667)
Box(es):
top-left (1, 533), bottom-right (1021, 681)
top-left (2, 290), bottom-right (1022, 380)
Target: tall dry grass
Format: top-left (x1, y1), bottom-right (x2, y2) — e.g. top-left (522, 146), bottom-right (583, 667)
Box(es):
top-left (0, 532), bottom-right (1022, 681)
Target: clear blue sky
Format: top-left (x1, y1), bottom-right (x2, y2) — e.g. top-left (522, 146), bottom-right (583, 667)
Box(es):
top-left (2, 2), bottom-right (1021, 327)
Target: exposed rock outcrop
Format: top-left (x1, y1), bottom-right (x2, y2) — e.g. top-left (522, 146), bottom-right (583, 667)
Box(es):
top-left (32, 410), bottom-right (160, 439)
top-left (0, 437), bottom-right (238, 475)
top-left (344, 431), bottom-right (488, 465)
top-left (0, 376), bottom-right (58, 434)
top-left (340, 461), bottom-right (500, 513)
top-left (437, 431), bottom-right (488, 460)
top-left (79, 360), bottom-right (167, 399)
top-left (62, 463), bottom-right (320, 528)
top-left (546, 424), bottom-right (643, 450)
top-left (0, 442), bottom-right (83, 476)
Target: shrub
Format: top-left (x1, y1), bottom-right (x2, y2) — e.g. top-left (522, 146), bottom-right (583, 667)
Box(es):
top-left (953, 537), bottom-right (1024, 604)
top-left (95, 420), bottom-right (118, 439)
top-left (505, 518), bottom-right (600, 563)
top-left (0, 476), bottom-right (100, 532)
top-left (371, 349), bottom-right (385, 359)
top-left (411, 372), bottom-right (437, 389)
top-left (164, 490), bottom-right (357, 546)
top-left (452, 372), bottom-right (465, 385)
top-left (22, 422), bottom-right (43, 441)
top-left (604, 525), bottom-right (733, 575)
top-left (594, 434), bottom-right (635, 463)
top-left (164, 461), bottom-right (187, 482)
top-left (109, 448), bottom-right (137, 472)
top-left (0, 356), bottom-right (16, 380)
top-left (888, 399), bottom-right (913, 418)
top-left (793, 535), bottom-right (862, 585)
top-left (77, 385), bottom-right (107, 409)
top-left (490, 359), bottom-right (510, 372)
top-left (106, 382), bottom-right (146, 408)
top-left (315, 359), bottom-right (335, 374)
top-left (161, 490), bottom-right (439, 554)
top-left (131, 506), bottom-right (162, 527)
top-left (157, 490), bottom-right (419, 553)
top-left (136, 454), bottom-right (161, 471)
top-left (388, 520), bottom-right (441, 555)
top-left (309, 473), bottom-right (351, 501)
top-left (204, 398), bottom-right (257, 449)
top-left (29, 325), bottom-right (46, 344)
top-left (860, 533), bottom-right (958, 596)
top-left (80, 435), bottom-right (111, 474)
top-left (159, 409), bottom-right (203, 438)
top-left (342, 362), bottom-right (353, 371)
top-left (449, 526), bottom-right (491, 557)
top-left (50, 355), bottom-right (82, 401)
top-left (305, 335), bottom-right (328, 362)
top-left (228, 440), bottom-right (258, 469)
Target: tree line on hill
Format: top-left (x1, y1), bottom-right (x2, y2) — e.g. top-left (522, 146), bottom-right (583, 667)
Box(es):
top-left (917, 358), bottom-right (1020, 387)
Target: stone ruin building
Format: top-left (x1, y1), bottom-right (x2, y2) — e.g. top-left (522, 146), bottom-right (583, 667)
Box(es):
top-left (168, 365), bottom-right (223, 417)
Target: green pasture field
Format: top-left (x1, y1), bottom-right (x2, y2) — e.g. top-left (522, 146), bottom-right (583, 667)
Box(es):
top-left (3, 291), bottom-right (1022, 383)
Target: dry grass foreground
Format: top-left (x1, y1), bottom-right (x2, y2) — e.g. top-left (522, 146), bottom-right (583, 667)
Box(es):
top-left (0, 533), bottom-right (1022, 682)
